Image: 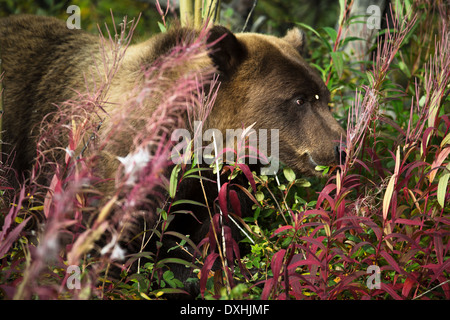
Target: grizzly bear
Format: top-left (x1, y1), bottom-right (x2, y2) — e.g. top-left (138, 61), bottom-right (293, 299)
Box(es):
top-left (0, 15), bottom-right (346, 297)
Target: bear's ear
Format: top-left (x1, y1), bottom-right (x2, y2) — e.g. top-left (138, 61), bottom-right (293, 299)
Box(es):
top-left (283, 28), bottom-right (306, 55)
top-left (207, 25), bottom-right (245, 78)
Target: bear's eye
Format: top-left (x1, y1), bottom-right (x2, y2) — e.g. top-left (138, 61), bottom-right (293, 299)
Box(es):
top-left (295, 98), bottom-right (305, 106)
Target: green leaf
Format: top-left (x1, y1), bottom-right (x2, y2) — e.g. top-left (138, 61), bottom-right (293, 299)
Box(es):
top-left (255, 191), bottom-right (264, 202)
top-left (383, 174), bottom-right (396, 221)
top-left (437, 168), bottom-right (450, 208)
top-left (157, 21), bottom-right (167, 33)
top-left (340, 36), bottom-right (364, 47)
top-left (155, 257), bottom-right (198, 269)
top-left (330, 51), bottom-right (344, 79)
top-left (165, 231), bottom-right (201, 255)
top-left (397, 60), bottom-right (411, 78)
top-left (295, 178), bottom-right (311, 188)
top-left (163, 270), bottom-right (174, 282)
top-left (283, 167), bottom-right (296, 182)
top-left (366, 71), bottom-right (376, 88)
top-left (183, 167), bottom-right (210, 177)
top-left (169, 164), bottom-right (181, 198)
top-left (159, 209), bottom-right (168, 221)
top-left (315, 165), bottom-right (330, 176)
top-left (441, 132), bottom-right (450, 148)
top-left (322, 26), bottom-right (338, 43)
top-left (296, 22), bottom-right (332, 52)
top-left (338, 0), bottom-right (346, 25)
top-left (171, 199), bottom-right (207, 208)
top-left (296, 22), bottom-right (321, 38)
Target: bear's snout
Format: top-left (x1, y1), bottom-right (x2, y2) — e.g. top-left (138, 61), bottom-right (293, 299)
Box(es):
top-left (334, 142), bottom-right (347, 165)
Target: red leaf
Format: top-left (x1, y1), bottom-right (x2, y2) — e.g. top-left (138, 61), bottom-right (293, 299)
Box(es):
top-left (200, 253), bottom-right (219, 298)
top-left (338, 216), bottom-right (383, 241)
top-left (0, 217), bottom-right (31, 257)
top-left (238, 163), bottom-right (256, 193)
top-left (231, 233), bottom-right (249, 280)
top-left (380, 251), bottom-right (405, 276)
top-left (384, 233), bottom-right (420, 249)
top-left (288, 257), bottom-right (324, 271)
top-left (394, 218), bottom-right (424, 227)
top-left (273, 225), bottom-right (293, 236)
top-left (421, 263), bottom-right (440, 272)
top-left (300, 236), bottom-right (326, 252)
top-left (261, 278), bottom-right (275, 300)
top-left (261, 249), bottom-right (286, 299)
top-left (380, 282), bottom-right (403, 300)
top-left (403, 161), bottom-right (428, 181)
top-left (434, 234), bottom-right (444, 265)
top-left (223, 225), bottom-right (234, 269)
top-left (271, 249), bottom-right (286, 281)
top-left (353, 159), bottom-right (371, 172)
top-left (433, 259), bottom-right (450, 283)
top-left (303, 209), bottom-right (331, 223)
top-left (208, 214), bottom-right (221, 253)
top-left (44, 172), bottom-right (63, 218)
top-left (316, 184), bottom-right (336, 209)
top-left (402, 277), bottom-right (416, 298)
top-left (218, 182), bottom-right (229, 221)
top-left (0, 187), bottom-right (25, 241)
top-left (228, 189), bottom-right (241, 217)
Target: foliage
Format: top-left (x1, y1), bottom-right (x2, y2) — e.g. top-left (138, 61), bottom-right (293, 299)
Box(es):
top-left (236, 1), bottom-right (450, 300)
top-left (0, 0), bottom-right (164, 36)
top-left (1, 0), bottom-right (449, 300)
top-left (179, 0), bottom-right (220, 28)
top-left (197, 0), bottom-right (450, 300)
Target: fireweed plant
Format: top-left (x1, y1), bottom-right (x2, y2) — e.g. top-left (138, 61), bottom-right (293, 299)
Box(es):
top-left (253, 2), bottom-right (450, 300)
top-left (1, 1), bottom-right (450, 300)
top-left (0, 13), bottom-right (224, 299)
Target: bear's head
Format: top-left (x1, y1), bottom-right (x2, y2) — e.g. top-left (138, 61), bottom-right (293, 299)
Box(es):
top-left (205, 26), bottom-right (346, 176)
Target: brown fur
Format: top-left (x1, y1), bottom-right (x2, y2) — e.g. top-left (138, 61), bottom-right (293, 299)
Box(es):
top-left (0, 15), bottom-right (203, 179)
top-left (0, 15), bottom-right (346, 297)
top-left (0, 15), bottom-right (345, 181)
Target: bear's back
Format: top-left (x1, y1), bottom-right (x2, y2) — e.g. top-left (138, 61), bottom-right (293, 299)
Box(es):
top-left (0, 15), bottom-right (99, 174)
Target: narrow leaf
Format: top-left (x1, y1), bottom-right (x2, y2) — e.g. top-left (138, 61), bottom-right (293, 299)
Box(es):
top-left (273, 225), bottom-right (294, 235)
top-left (441, 132), bottom-right (450, 148)
top-left (171, 199), bottom-right (207, 207)
top-left (429, 146), bottom-right (450, 182)
top-left (262, 249), bottom-right (286, 299)
top-left (381, 283), bottom-right (403, 300)
top-left (383, 175), bottom-right (396, 221)
top-left (228, 189), bottom-right (241, 217)
top-left (434, 234), bottom-right (444, 265)
top-left (200, 253), bottom-right (219, 298)
top-left (437, 168), bottom-right (450, 208)
top-left (322, 26), bottom-right (338, 42)
top-left (330, 52), bottom-right (344, 78)
top-left (0, 187), bottom-right (25, 241)
top-left (261, 278), bottom-right (275, 300)
top-left (0, 217), bottom-right (31, 257)
top-left (164, 231), bottom-right (201, 256)
top-left (155, 257), bottom-right (198, 270)
top-left (169, 164), bottom-right (181, 198)
top-left (218, 182), bottom-right (229, 220)
top-left (380, 251), bottom-right (405, 275)
top-left (402, 277), bottom-right (416, 298)
top-left (96, 195), bottom-right (118, 225)
top-left (238, 163), bottom-right (256, 193)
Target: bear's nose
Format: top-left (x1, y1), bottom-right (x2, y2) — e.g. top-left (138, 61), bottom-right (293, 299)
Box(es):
top-left (334, 143), bottom-right (347, 164)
